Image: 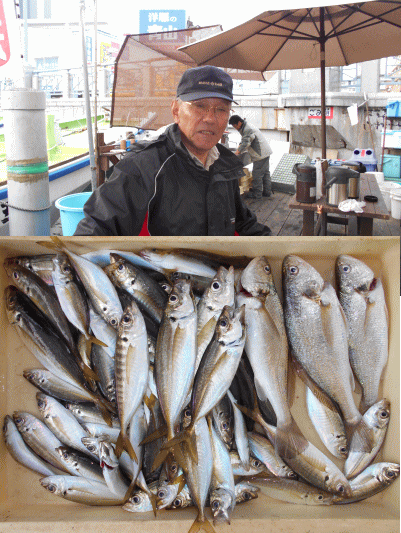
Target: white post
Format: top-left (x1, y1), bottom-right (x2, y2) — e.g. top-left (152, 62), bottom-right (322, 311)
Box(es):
top-left (2, 89), bottom-right (51, 236)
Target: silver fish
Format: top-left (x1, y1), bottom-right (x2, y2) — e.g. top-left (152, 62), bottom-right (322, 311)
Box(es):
top-left (234, 481), bottom-right (260, 504)
top-left (345, 399), bottom-right (391, 479)
top-left (6, 254), bottom-right (55, 285)
top-left (336, 255), bottom-right (389, 411)
top-left (12, 411), bottom-right (69, 473)
top-left (36, 393), bottom-right (95, 458)
top-left (230, 451), bottom-right (267, 476)
top-left (40, 475), bottom-right (123, 505)
top-left (55, 446), bottom-right (104, 482)
top-left (66, 402), bottom-right (120, 428)
top-left (104, 253), bottom-right (168, 325)
top-left (139, 248), bottom-right (217, 278)
top-left (237, 256), bottom-right (299, 459)
top-left (247, 431), bottom-right (298, 479)
top-left (81, 249), bottom-right (162, 272)
top-left (123, 482), bottom-right (159, 513)
top-left (168, 484), bottom-right (193, 509)
top-left (212, 395), bottom-right (234, 449)
top-left (99, 440), bottom-right (130, 498)
top-left (282, 255), bottom-right (366, 442)
top-left (254, 478), bottom-right (335, 505)
top-left (155, 278), bottom-right (197, 442)
top-left (3, 415), bottom-right (59, 477)
top-left (91, 343), bottom-right (116, 405)
top-left (306, 383), bottom-right (348, 459)
top-left (114, 300), bottom-right (149, 461)
top-left (209, 419), bottom-right (235, 524)
top-left (37, 236), bottom-right (123, 329)
top-left (227, 390), bottom-right (250, 470)
top-left (333, 462), bottom-right (400, 504)
top-left (196, 266), bottom-right (235, 372)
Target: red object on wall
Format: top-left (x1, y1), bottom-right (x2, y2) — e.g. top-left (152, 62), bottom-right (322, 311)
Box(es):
top-left (0, 1), bottom-right (11, 68)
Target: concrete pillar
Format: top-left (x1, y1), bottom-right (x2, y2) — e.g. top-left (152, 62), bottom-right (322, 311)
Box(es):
top-left (99, 67), bottom-right (108, 99)
top-left (360, 60), bottom-right (380, 94)
top-left (2, 89), bottom-right (50, 236)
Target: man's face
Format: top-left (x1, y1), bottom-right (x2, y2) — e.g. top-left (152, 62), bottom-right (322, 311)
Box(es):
top-left (231, 122), bottom-right (241, 131)
top-left (171, 97), bottom-right (231, 162)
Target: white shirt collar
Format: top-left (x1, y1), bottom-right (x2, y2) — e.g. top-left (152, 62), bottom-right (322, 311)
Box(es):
top-left (185, 144), bottom-right (220, 170)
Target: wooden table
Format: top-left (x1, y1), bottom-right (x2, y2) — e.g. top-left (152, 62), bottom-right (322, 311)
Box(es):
top-left (288, 173), bottom-right (391, 236)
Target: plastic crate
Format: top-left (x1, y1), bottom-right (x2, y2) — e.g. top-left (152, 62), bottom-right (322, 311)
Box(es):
top-left (380, 131), bottom-right (401, 149)
top-left (382, 154), bottom-right (401, 180)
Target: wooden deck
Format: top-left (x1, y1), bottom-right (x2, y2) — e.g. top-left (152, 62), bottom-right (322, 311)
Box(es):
top-left (242, 191), bottom-right (401, 237)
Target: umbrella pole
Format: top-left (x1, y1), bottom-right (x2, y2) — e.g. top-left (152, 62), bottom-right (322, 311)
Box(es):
top-left (319, 7), bottom-right (327, 161)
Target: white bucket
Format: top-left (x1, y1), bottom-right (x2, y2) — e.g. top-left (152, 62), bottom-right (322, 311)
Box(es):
top-left (379, 182), bottom-right (401, 210)
top-left (390, 190), bottom-right (401, 219)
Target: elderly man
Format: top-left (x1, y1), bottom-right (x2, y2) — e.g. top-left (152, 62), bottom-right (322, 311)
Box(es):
top-left (74, 66), bottom-right (271, 236)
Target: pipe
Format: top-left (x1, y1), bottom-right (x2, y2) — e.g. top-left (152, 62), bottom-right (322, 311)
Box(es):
top-left (79, 0), bottom-right (97, 191)
top-left (2, 88), bottom-right (50, 235)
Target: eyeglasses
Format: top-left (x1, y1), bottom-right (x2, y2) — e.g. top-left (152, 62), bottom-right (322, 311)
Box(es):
top-left (185, 101), bottom-right (231, 119)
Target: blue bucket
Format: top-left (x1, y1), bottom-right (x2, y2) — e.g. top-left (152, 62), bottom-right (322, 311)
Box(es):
top-left (55, 192), bottom-right (92, 236)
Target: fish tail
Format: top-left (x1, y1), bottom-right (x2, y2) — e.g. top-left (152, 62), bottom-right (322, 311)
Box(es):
top-left (143, 393), bottom-right (158, 430)
top-left (347, 417), bottom-right (375, 453)
top-left (89, 335), bottom-right (108, 348)
top-left (36, 236), bottom-right (64, 252)
top-left (151, 447), bottom-right (171, 472)
top-left (81, 361), bottom-right (100, 384)
top-left (140, 424), bottom-right (168, 446)
top-left (188, 512), bottom-right (216, 533)
top-left (162, 429), bottom-right (198, 465)
top-left (116, 431), bottom-right (138, 463)
top-left (275, 417), bottom-right (309, 460)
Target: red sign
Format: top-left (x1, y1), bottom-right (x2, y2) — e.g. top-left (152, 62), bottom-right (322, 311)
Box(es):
top-left (0, 0), bottom-right (11, 67)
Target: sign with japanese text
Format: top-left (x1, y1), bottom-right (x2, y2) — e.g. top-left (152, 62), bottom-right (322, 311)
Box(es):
top-left (139, 10), bottom-right (186, 34)
top-left (308, 107), bottom-right (334, 119)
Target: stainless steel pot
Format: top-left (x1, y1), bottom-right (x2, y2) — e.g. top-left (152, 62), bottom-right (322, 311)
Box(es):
top-left (325, 166), bottom-right (359, 206)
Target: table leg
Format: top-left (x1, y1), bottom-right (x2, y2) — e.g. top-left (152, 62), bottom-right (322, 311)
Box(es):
top-left (302, 210), bottom-right (315, 236)
top-left (357, 217), bottom-right (373, 236)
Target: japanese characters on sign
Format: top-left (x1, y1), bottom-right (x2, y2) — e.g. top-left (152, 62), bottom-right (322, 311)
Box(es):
top-left (308, 107), bottom-right (334, 119)
top-left (139, 10), bottom-right (186, 35)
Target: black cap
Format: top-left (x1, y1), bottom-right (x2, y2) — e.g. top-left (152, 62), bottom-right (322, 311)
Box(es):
top-left (176, 66), bottom-right (235, 102)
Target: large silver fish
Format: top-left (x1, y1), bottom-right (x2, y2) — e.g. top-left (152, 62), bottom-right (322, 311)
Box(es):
top-left (282, 255), bottom-right (367, 445)
top-left (196, 266), bottom-right (235, 372)
top-left (254, 477), bottom-right (334, 505)
top-left (104, 253), bottom-right (168, 325)
top-left (55, 446), bottom-right (104, 482)
top-left (237, 256), bottom-right (300, 459)
top-left (3, 415), bottom-right (59, 477)
top-left (335, 255), bottom-right (389, 412)
top-left (40, 475), bottom-right (124, 505)
top-left (154, 278), bottom-right (197, 442)
top-left (114, 300), bottom-right (149, 461)
top-left (345, 399), bottom-right (391, 479)
top-left (139, 248), bottom-right (217, 279)
top-left (37, 236), bottom-right (123, 329)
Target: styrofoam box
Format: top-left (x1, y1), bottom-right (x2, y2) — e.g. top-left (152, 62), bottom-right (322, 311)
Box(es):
top-left (0, 236), bottom-right (399, 533)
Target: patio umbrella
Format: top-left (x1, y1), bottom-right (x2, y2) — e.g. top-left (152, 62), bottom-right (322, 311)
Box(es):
top-left (179, 1), bottom-right (401, 158)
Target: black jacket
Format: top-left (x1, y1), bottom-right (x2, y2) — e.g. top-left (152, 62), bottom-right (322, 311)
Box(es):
top-left (74, 124), bottom-right (271, 236)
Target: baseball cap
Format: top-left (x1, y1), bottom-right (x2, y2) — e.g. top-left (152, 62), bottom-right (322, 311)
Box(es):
top-left (176, 66), bottom-right (235, 103)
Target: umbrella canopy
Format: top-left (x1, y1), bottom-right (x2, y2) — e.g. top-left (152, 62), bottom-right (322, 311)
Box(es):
top-left (180, 1), bottom-right (401, 158)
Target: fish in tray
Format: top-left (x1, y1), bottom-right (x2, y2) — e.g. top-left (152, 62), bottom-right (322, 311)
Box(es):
top-left (1, 244), bottom-right (399, 531)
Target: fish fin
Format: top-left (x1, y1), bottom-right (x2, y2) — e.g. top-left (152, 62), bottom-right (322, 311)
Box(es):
top-left (235, 403), bottom-right (265, 428)
top-left (173, 473), bottom-right (186, 495)
top-left (188, 512), bottom-right (216, 533)
top-left (93, 398), bottom-right (115, 427)
top-left (140, 424), bottom-right (168, 446)
top-left (347, 417), bottom-right (375, 453)
top-left (81, 362), bottom-right (100, 384)
top-left (36, 236), bottom-right (64, 252)
top-left (143, 393), bottom-right (158, 430)
top-left (123, 477), bottom-right (137, 504)
top-left (275, 418), bottom-right (309, 460)
top-left (116, 431), bottom-right (138, 463)
top-left (90, 335), bottom-right (108, 348)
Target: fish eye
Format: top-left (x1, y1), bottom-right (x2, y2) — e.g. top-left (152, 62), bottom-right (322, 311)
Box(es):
top-left (158, 490), bottom-right (166, 498)
top-left (132, 495), bottom-right (141, 504)
top-left (339, 446), bottom-right (347, 453)
top-left (243, 492), bottom-right (251, 501)
top-left (211, 500), bottom-right (220, 510)
top-left (13, 271), bottom-right (20, 280)
top-left (173, 498), bottom-right (181, 506)
top-left (254, 459), bottom-right (262, 467)
top-left (48, 484), bottom-right (57, 493)
top-left (289, 266), bottom-right (298, 275)
top-left (110, 317), bottom-right (118, 326)
top-left (122, 315), bottom-right (131, 324)
top-left (15, 313), bottom-right (22, 322)
top-left (337, 485), bottom-right (345, 493)
top-left (219, 319), bottom-right (227, 328)
top-left (380, 410), bottom-right (389, 419)
top-left (212, 281), bottom-right (220, 290)
top-left (37, 399), bottom-right (45, 409)
top-left (63, 265), bottom-right (72, 273)
top-left (264, 265), bottom-right (271, 274)
top-left (324, 475), bottom-right (330, 482)
top-left (170, 464), bottom-right (177, 473)
top-left (221, 422), bottom-right (228, 430)
top-left (317, 494), bottom-right (324, 500)
top-left (169, 294), bottom-right (178, 303)
top-left (117, 264), bottom-right (125, 272)
top-left (387, 470), bottom-right (395, 478)
top-left (341, 265), bottom-right (351, 273)
top-left (87, 444), bottom-right (96, 452)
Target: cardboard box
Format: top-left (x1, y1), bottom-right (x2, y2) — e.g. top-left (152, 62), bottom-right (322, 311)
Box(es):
top-left (0, 236), bottom-right (399, 532)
